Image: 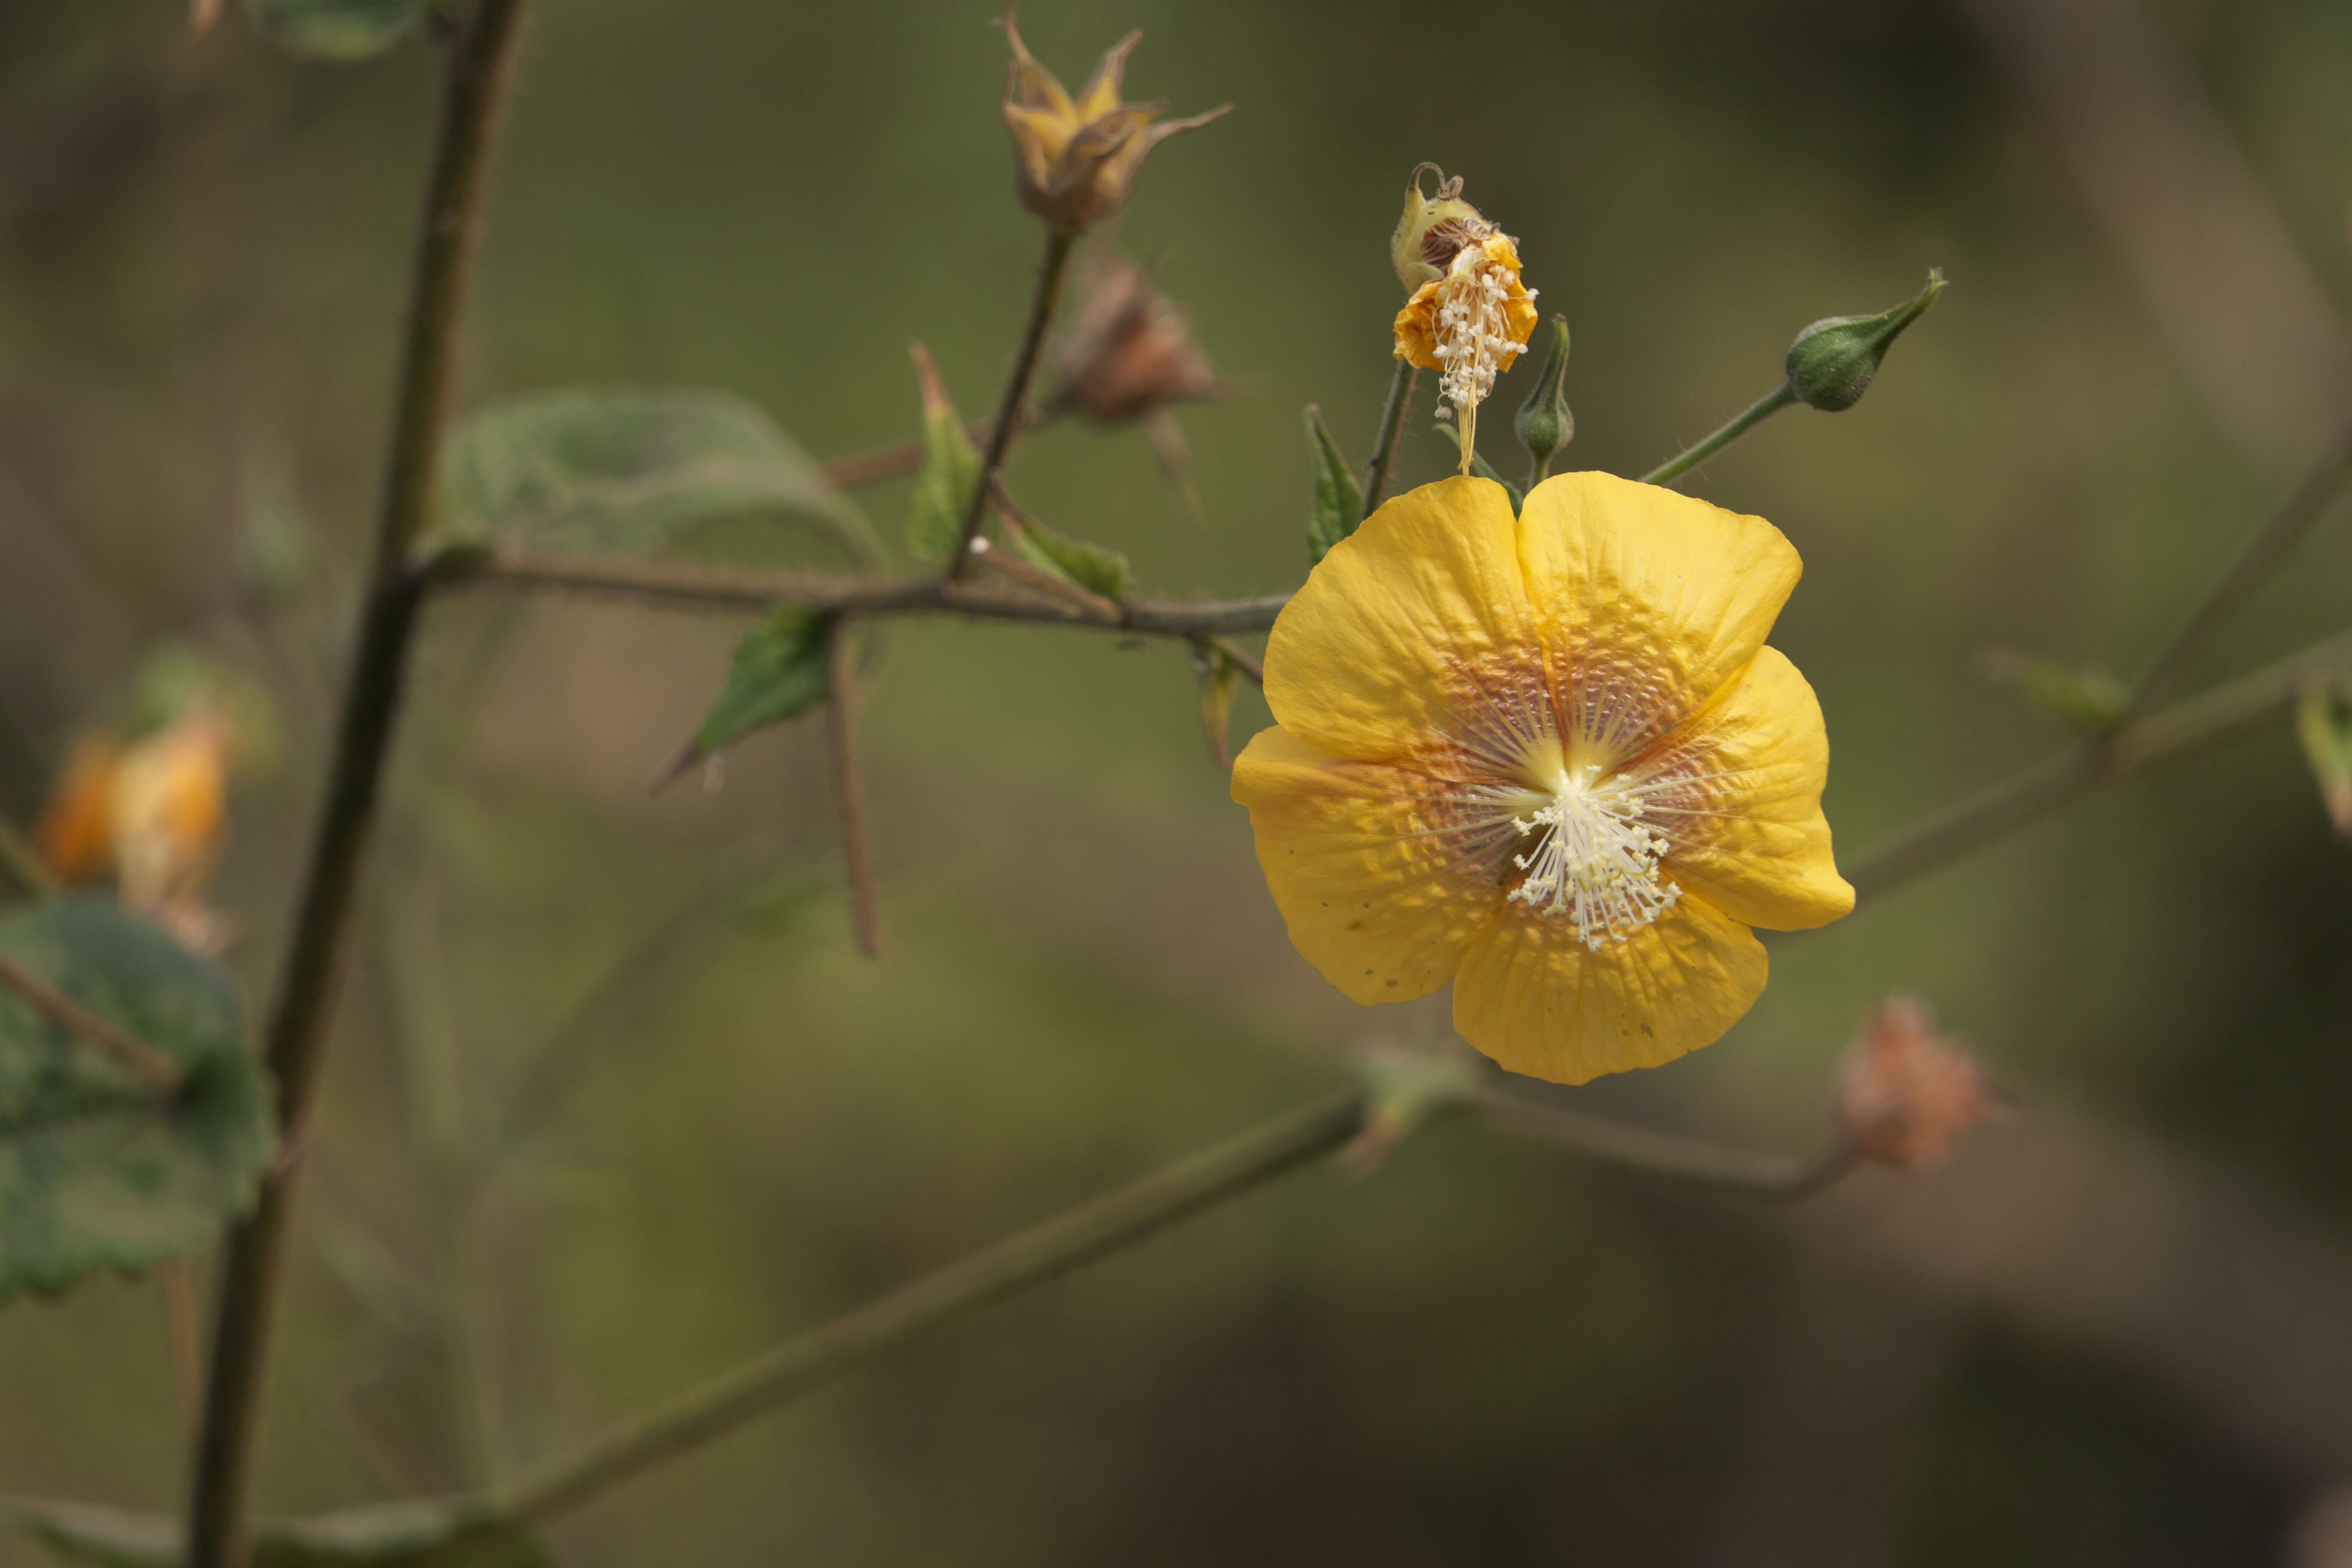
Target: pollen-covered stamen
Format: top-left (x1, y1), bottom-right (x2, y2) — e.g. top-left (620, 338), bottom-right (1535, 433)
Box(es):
top-left (1506, 764), bottom-right (1680, 950)
top-left (1432, 239), bottom-right (1534, 473)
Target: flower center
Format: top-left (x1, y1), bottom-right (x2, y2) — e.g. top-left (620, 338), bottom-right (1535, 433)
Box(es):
top-left (1432, 242), bottom-right (1529, 433)
top-left (1506, 764), bottom-right (1679, 950)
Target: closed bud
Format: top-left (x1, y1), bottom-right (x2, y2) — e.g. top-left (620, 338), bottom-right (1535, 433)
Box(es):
top-left (1512, 314), bottom-right (1574, 477)
top-left (1784, 269), bottom-right (1945, 413)
top-left (1835, 995), bottom-right (1993, 1169)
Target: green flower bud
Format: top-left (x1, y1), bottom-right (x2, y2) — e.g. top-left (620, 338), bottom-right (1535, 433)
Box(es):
top-left (1512, 315), bottom-right (1574, 478)
top-left (1784, 269), bottom-right (1945, 412)
top-left (1390, 162), bottom-right (1493, 292)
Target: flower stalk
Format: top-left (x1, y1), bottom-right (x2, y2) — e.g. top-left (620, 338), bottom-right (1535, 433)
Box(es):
top-left (947, 230), bottom-right (1076, 579)
top-left (1639, 383), bottom-right (1799, 488)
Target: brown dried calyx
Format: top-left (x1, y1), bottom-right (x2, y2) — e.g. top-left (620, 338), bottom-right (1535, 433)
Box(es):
top-left (1835, 995), bottom-right (1998, 1168)
top-left (1043, 250), bottom-right (1222, 426)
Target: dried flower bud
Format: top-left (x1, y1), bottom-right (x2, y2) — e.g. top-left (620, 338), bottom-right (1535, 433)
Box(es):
top-left (1784, 269), bottom-right (1945, 413)
top-left (1047, 251), bottom-right (1221, 425)
top-left (1836, 996), bottom-right (1992, 1168)
top-left (1000, 12), bottom-right (1230, 236)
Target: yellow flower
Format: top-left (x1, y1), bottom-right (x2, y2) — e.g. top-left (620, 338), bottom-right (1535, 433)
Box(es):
top-left (1231, 473), bottom-right (1853, 1085)
top-left (1394, 236), bottom-right (1538, 476)
top-left (1000, 13), bottom-right (1230, 236)
top-left (35, 704), bottom-right (234, 952)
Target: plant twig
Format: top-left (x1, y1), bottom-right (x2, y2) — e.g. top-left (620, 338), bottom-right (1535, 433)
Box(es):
top-left (0, 815), bottom-right (57, 898)
top-left (486, 1090), bottom-right (1366, 1523)
top-left (2120, 416), bottom-right (2352, 720)
top-left (1639, 383), bottom-right (1800, 488)
top-left (821, 441), bottom-right (923, 489)
top-left (185, 4), bottom-right (530, 1563)
top-left (1476, 1091), bottom-right (1859, 1201)
top-left (1205, 634), bottom-right (1263, 686)
top-left (824, 617), bottom-right (882, 960)
top-left (1360, 359), bottom-right (1418, 518)
top-left (1847, 624), bottom-right (2352, 903)
top-left (428, 551), bottom-right (1290, 639)
top-left (0, 949), bottom-right (182, 1093)
top-left (947, 230), bottom-right (1076, 580)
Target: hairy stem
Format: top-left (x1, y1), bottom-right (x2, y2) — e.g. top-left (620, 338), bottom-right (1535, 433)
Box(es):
top-left (184, 4), bottom-right (529, 1562)
top-left (0, 950), bottom-right (182, 1092)
top-left (1639, 383), bottom-right (1799, 488)
top-left (824, 617), bottom-right (882, 960)
top-left (488, 1090), bottom-right (1365, 1523)
top-left (1360, 359), bottom-right (1419, 518)
top-left (1847, 624), bottom-right (2352, 903)
top-left (947, 230), bottom-right (1076, 579)
top-left (428, 551), bottom-right (1290, 638)
top-left (2121, 417), bottom-right (2352, 720)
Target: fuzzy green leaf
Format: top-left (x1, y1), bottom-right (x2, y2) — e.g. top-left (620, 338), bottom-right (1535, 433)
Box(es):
top-left (1303, 405), bottom-right (1364, 567)
top-left (241, 0), bottom-right (429, 61)
top-left (1011, 518), bottom-right (1132, 603)
top-left (430, 387), bottom-right (876, 567)
top-left (7, 1496), bottom-right (550, 1567)
top-left (683, 606), bottom-right (836, 766)
top-left (905, 348), bottom-right (982, 564)
top-left (0, 896), bottom-right (275, 1301)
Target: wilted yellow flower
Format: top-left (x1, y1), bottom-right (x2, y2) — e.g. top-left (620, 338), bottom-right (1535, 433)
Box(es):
top-left (1836, 996), bottom-right (1992, 1167)
top-left (1000, 12), bottom-right (1229, 236)
top-left (1231, 473), bottom-right (1852, 1085)
top-left (36, 703), bottom-right (234, 952)
top-left (1390, 168), bottom-right (1539, 476)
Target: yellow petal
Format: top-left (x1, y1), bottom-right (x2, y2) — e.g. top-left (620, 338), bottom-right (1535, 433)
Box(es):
top-left (1072, 28), bottom-right (1141, 121)
top-left (1231, 724), bottom-right (1507, 1006)
top-left (1263, 476), bottom-right (1543, 772)
top-left (1391, 282), bottom-right (1442, 370)
top-left (1629, 646), bottom-right (1853, 931)
top-left (1516, 471), bottom-right (1801, 766)
top-left (1452, 891), bottom-right (1767, 1085)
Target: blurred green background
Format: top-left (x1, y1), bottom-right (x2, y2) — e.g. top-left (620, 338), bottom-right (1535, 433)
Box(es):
top-left (6, 0), bottom-right (2352, 1562)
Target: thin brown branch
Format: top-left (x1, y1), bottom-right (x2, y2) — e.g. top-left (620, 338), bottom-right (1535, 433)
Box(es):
top-left (1477, 1092), bottom-right (1859, 1202)
top-left (426, 550), bottom-right (1291, 639)
top-left (0, 949), bottom-right (182, 1093)
top-left (947, 230), bottom-right (1076, 579)
top-left (824, 618), bottom-right (882, 961)
top-left (186, 3), bottom-right (531, 1562)
top-left (820, 441), bottom-right (922, 489)
top-left (1205, 634), bottom-right (1263, 686)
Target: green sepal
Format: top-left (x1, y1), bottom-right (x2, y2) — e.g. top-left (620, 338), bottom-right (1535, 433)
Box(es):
top-left (1432, 423), bottom-right (1524, 514)
top-left (0, 896), bottom-right (276, 1302)
top-left (1511, 315), bottom-right (1574, 479)
top-left (1785, 270), bottom-right (1946, 413)
top-left (1011, 516), bottom-right (1132, 603)
top-left (2295, 679), bottom-right (2352, 839)
top-left (906, 345), bottom-right (982, 564)
top-left (674, 606), bottom-right (836, 776)
top-left (1303, 405), bottom-right (1364, 567)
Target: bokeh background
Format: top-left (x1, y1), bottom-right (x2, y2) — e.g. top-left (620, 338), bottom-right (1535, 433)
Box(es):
top-left (6, 0), bottom-right (2352, 1562)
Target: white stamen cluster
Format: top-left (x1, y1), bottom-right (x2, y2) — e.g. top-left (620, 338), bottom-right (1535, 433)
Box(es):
top-left (1433, 242), bottom-right (1532, 426)
top-left (1507, 764), bottom-right (1679, 950)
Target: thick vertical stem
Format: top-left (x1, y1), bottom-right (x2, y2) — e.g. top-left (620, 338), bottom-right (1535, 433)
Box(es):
top-left (183, 4), bottom-right (530, 1562)
top-left (946, 230), bottom-right (1075, 579)
top-left (1360, 358), bottom-right (1418, 518)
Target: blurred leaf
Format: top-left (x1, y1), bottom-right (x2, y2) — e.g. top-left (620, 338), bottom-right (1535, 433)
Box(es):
top-left (0, 896), bottom-right (274, 1301)
top-left (1431, 422), bottom-right (1524, 512)
top-left (678, 606), bottom-right (836, 770)
top-left (431, 387), bottom-right (877, 567)
top-left (1011, 516), bottom-right (1132, 603)
top-left (6, 1496), bottom-right (550, 1566)
top-left (1195, 645), bottom-right (1240, 770)
top-left (2295, 679), bottom-right (2352, 838)
top-left (1302, 404), bottom-right (1362, 567)
top-left (1979, 649), bottom-right (2128, 736)
top-left (241, 0), bottom-right (428, 60)
top-left (905, 344), bottom-right (980, 564)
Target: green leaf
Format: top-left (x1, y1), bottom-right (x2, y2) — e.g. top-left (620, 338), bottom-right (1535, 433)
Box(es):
top-left (681, 606), bottom-right (836, 768)
top-left (1303, 405), bottom-right (1363, 567)
top-left (905, 344), bottom-right (981, 564)
top-left (2295, 679), bottom-right (2352, 838)
top-left (0, 896), bottom-right (275, 1301)
top-left (241, 0), bottom-right (429, 61)
top-left (1010, 517), bottom-right (1132, 603)
top-left (6, 1496), bottom-right (551, 1567)
top-left (1431, 422), bottom-right (1524, 513)
top-left (431, 387), bottom-right (877, 568)
top-left (1979, 649), bottom-right (2127, 737)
